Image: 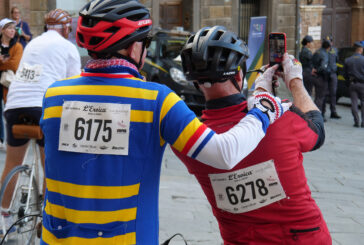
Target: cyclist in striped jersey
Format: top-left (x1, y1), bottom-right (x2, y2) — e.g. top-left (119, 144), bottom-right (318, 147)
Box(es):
top-left (40, 0), bottom-right (286, 244)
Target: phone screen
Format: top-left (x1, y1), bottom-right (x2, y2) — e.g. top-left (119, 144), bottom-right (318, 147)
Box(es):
top-left (269, 33), bottom-right (286, 68)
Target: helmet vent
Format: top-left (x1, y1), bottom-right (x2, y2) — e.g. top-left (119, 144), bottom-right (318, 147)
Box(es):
top-left (213, 31), bottom-right (224, 41)
top-left (231, 38), bottom-right (237, 44)
top-left (82, 17), bottom-right (99, 27)
top-left (105, 26), bottom-right (120, 33)
top-left (117, 7), bottom-right (141, 17)
top-left (201, 30), bottom-right (209, 37)
top-left (89, 36), bottom-right (104, 45)
top-left (127, 13), bottom-right (147, 21)
top-left (77, 33), bottom-right (84, 43)
top-left (99, 8), bottom-right (114, 14)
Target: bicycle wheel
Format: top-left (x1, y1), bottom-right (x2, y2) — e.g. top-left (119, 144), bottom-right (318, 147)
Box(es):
top-left (0, 165), bottom-right (42, 245)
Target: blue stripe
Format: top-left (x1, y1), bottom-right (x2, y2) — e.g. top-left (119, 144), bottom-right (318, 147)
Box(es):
top-left (191, 130), bottom-right (215, 159)
top-left (246, 108), bottom-right (269, 133)
top-left (47, 191), bottom-right (138, 211)
top-left (42, 212), bottom-right (136, 239)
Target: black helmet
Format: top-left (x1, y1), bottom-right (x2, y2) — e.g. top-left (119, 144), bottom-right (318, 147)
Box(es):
top-left (181, 26), bottom-right (249, 84)
top-left (77, 0), bottom-right (152, 54)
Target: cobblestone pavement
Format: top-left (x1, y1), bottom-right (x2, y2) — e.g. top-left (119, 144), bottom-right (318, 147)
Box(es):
top-left (159, 99), bottom-right (364, 245)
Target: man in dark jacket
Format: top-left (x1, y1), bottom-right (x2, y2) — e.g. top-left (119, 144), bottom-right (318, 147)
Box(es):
top-left (312, 39), bottom-right (331, 120)
top-left (299, 35), bottom-right (315, 95)
top-left (344, 41), bottom-right (364, 127)
top-left (323, 36), bottom-right (341, 119)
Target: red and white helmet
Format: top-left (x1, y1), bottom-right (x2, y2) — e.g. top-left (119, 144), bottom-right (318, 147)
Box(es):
top-left (44, 9), bottom-right (72, 28)
top-left (76, 0), bottom-right (152, 54)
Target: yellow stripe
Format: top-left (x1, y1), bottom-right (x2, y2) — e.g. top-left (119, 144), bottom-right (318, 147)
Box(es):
top-left (45, 200), bottom-right (137, 224)
top-left (43, 106), bottom-right (153, 123)
top-left (172, 117), bottom-right (202, 152)
top-left (43, 106), bottom-right (63, 120)
top-left (60, 75), bottom-right (82, 81)
top-left (144, 59), bottom-right (168, 73)
top-left (42, 226), bottom-right (136, 245)
top-left (131, 110), bottom-right (153, 123)
top-left (337, 63), bottom-right (344, 68)
top-left (46, 178), bottom-right (139, 199)
top-left (45, 85), bottom-right (158, 100)
top-left (159, 93), bottom-right (181, 146)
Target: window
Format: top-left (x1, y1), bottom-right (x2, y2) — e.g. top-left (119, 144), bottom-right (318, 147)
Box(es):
top-left (239, 0), bottom-right (260, 41)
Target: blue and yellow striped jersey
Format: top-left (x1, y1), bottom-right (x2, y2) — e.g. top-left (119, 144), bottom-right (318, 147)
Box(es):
top-left (40, 68), bottom-right (214, 244)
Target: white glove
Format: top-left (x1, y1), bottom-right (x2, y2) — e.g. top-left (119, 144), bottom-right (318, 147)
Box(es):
top-left (282, 53), bottom-right (303, 90)
top-left (253, 65), bottom-right (279, 94)
top-left (248, 92), bottom-right (285, 124)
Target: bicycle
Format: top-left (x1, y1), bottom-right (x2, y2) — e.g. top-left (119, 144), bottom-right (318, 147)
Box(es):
top-left (0, 123), bottom-right (43, 245)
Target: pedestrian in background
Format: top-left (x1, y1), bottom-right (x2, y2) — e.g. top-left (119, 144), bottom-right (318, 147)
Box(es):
top-left (323, 35), bottom-right (341, 119)
top-left (0, 18), bottom-right (23, 149)
top-left (299, 35), bottom-right (315, 95)
top-left (11, 6), bottom-right (32, 48)
top-left (344, 41), bottom-right (364, 127)
top-left (312, 39), bottom-right (331, 121)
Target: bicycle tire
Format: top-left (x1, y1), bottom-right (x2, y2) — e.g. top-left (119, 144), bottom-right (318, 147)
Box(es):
top-left (0, 165), bottom-right (41, 245)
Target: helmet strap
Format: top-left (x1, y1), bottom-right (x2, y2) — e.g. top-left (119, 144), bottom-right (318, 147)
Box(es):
top-left (138, 40), bottom-right (147, 70)
top-left (230, 76), bottom-right (242, 93)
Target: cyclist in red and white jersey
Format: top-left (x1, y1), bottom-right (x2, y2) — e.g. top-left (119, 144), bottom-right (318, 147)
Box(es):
top-left (173, 26), bottom-right (331, 245)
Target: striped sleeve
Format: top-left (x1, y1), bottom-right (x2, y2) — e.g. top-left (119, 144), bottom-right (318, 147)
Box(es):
top-left (159, 92), bottom-right (215, 158)
top-left (160, 92), bottom-right (267, 170)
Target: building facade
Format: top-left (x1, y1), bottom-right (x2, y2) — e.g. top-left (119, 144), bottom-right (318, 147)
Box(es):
top-left (1, 0), bottom-right (363, 60)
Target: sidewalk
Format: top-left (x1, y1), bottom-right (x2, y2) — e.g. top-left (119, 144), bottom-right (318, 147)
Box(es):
top-left (159, 99), bottom-right (364, 245)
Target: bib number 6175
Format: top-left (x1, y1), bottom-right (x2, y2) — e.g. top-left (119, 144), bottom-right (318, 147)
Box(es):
top-left (74, 118), bottom-right (112, 142)
top-left (226, 178), bottom-right (268, 205)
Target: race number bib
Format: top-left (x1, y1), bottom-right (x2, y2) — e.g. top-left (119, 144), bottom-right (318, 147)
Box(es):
top-left (209, 161), bottom-right (286, 214)
top-left (15, 63), bottom-right (43, 83)
top-left (59, 101), bottom-right (131, 155)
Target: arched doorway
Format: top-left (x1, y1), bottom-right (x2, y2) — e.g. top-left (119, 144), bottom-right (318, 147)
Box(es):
top-left (322, 0), bottom-right (352, 47)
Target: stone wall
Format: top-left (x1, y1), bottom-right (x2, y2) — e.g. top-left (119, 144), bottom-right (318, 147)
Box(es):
top-left (200, 0), bottom-right (232, 30)
top-left (299, 4), bottom-right (326, 50)
top-left (351, 0), bottom-right (364, 43)
top-left (275, 0), bottom-right (297, 54)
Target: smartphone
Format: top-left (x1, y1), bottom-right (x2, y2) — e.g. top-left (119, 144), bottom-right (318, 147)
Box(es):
top-left (268, 33), bottom-right (286, 71)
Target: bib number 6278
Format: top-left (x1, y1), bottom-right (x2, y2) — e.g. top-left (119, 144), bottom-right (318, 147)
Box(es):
top-left (226, 178), bottom-right (268, 205)
top-left (74, 118), bottom-right (112, 142)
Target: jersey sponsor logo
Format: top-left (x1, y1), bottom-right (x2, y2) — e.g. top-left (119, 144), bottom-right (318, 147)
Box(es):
top-left (83, 105), bottom-right (107, 113)
top-left (228, 170), bottom-right (253, 180)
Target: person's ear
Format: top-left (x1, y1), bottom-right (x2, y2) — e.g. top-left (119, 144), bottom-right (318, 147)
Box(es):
top-left (127, 42), bottom-right (138, 58)
top-left (235, 69), bottom-right (243, 83)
